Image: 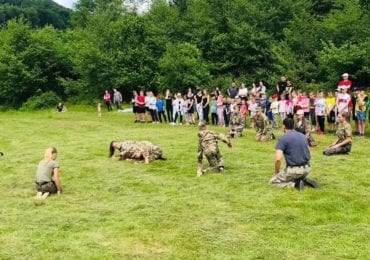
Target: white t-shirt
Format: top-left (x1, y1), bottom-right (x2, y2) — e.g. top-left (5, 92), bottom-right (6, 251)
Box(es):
top-left (147, 96), bottom-right (157, 110)
top-left (336, 93), bottom-right (350, 112)
top-left (315, 98), bottom-right (326, 116)
top-left (248, 102), bottom-right (258, 117)
top-left (238, 88), bottom-right (248, 97)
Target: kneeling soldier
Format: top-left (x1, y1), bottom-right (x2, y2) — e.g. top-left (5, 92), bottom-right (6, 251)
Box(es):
top-left (254, 107), bottom-right (274, 141)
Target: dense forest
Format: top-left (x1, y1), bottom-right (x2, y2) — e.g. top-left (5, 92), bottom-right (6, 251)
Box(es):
top-left (0, 0), bottom-right (369, 108)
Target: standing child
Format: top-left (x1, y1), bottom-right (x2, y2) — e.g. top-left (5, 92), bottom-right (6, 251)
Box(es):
top-left (309, 92), bottom-right (317, 131)
top-left (286, 94), bottom-right (294, 119)
top-left (97, 102), bottom-right (102, 117)
top-left (248, 97), bottom-right (258, 128)
top-left (315, 90), bottom-right (326, 134)
top-left (217, 94), bottom-right (225, 127)
top-left (240, 99), bottom-right (248, 127)
top-left (224, 98), bottom-right (231, 127)
top-left (156, 95), bottom-right (167, 123)
top-left (278, 94), bottom-right (287, 121)
top-left (210, 95), bottom-right (218, 125)
top-left (270, 94), bottom-right (279, 129)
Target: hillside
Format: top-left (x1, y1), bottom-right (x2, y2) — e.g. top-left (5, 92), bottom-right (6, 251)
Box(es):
top-left (0, 0), bottom-right (71, 29)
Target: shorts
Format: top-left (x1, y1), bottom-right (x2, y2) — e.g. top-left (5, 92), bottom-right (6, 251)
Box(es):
top-left (357, 111), bottom-right (366, 121)
top-left (35, 181), bottom-right (58, 193)
top-left (133, 106), bottom-right (139, 113)
top-left (137, 107), bottom-right (146, 114)
top-left (327, 110), bottom-right (335, 123)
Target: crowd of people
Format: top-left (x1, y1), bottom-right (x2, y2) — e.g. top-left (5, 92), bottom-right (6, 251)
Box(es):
top-left (130, 74), bottom-right (369, 138)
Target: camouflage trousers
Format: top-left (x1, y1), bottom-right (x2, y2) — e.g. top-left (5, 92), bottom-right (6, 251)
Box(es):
top-left (269, 165), bottom-right (311, 188)
top-left (205, 150), bottom-right (224, 170)
top-left (255, 133), bottom-right (272, 142)
top-left (143, 146), bottom-right (163, 162)
top-left (323, 143), bottom-right (351, 156)
top-left (35, 181), bottom-right (58, 193)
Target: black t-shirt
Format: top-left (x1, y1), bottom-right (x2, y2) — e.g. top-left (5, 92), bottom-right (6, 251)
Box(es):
top-left (228, 87), bottom-right (239, 98)
top-left (276, 130), bottom-right (311, 166)
top-left (196, 95), bottom-right (202, 104)
top-left (277, 81), bottom-right (287, 94)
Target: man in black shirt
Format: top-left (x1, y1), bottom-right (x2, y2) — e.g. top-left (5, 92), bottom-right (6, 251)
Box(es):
top-left (269, 118), bottom-right (319, 190)
top-left (227, 82), bottom-right (239, 99)
top-left (276, 76), bottom-right (287, 100)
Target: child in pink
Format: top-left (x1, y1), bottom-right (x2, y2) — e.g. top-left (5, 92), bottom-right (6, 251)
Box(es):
top-left (217, 94), bottom-right (225, 126)
top-left (278, 94), bottom-right (287, 120)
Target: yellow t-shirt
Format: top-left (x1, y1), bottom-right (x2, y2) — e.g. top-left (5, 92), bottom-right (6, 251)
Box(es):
top-left (326, 97), bottom-right (336, 111)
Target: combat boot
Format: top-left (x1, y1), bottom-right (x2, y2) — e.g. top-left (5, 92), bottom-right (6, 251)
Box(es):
top-left (303, 178), bottom-right (321, 188)
top-left (294, 180), bottom-right (304, 191)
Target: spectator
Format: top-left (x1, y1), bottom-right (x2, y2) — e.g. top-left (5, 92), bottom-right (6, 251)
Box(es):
top-left (336, 87), bottom-right (351, 121)
top-left (276, 76), bottom-right (287, 100)
top-left (147, 91), bottom-right (159, 123)
top-left (270, 94), bottom-right (279, 129)
top-left (315, 90), bottom-right (326, 135)
top-left (136, 90), bottom-right (146, 123)
top-left (202, 89), bottom-right (210, 124)
top-left (113, 88), bottom-right (123, 111)
top-left (238, 83), bottom-right (248, 100)
top-left (165, 89), bottom-right (173, 123)
top-left (131, 90), bottom-right (139, 123)
top-left (210, 95), bottom-right (218, 125)
top-left (355, 90), bottom-right (367, 137)
top-left (259, 81), bottom-right (266, 95)
top-left (103, 90), bottom-right (113, 111)
top-left (338, 73), bottom-right (352, 93)
top-left (227, 82), bottom-right (239, 99)
top-left (326, 91), bottom-right (336, 133)
top-left (156, 95), bottom-right (167, 123)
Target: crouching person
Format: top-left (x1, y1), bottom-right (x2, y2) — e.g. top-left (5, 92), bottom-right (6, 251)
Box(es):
top-left (109, 140), bottom-right (166, 164)
top-left (197, 121), bottom-right (232, 176)
top-left (254, 106), bottom-right (275, 141)
top-left (269, 118), bottom-right (320, 191)
top-left (35, 147), bottom-right (62, 200)
top-left (323, 112), bottom-right (352, 155)
top-left (228, 105), bottom-right (245, 138)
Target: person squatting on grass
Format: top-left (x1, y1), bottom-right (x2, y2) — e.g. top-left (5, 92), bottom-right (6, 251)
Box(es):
top-left (197, 121), bottom-right (232, 177)
top-left (269, 118), bottom-right (319, 191)
top-left (109, 141), bottom-right (166, 164)
top-left (323, 113), bottom-right (352, 156)
top-left (228, 104), bottom-right (245, 138)
top-left (35, 147), bottom-right (62, 200)
top-left (254, 106), bottom-right (275, 141)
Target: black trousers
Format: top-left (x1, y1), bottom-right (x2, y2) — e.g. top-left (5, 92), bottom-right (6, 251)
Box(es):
top-left (166, 106), bottom-right (173, 122)
top-left (158, 111), bottom-right (167, 122)
top-left (203, 106), bottom-right (209, 123)
top-left (149, 109), bottom-right (159, 122)
top-left (174, 112), bottom-right (183, 123)
top-left (211, 113), bottom-right (218, 125)
top-left (317, 115), bottom-right (325, 132)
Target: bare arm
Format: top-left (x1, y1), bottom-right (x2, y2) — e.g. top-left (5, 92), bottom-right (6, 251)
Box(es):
top-left (332, 136), bottom-right (352, 149)
top-left (53, 168), bottom-right (62, 194)
top-left (274, 149), bottom-right (283, 175)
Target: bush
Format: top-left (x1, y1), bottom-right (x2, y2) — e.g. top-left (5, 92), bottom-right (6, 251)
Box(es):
top-left (21, 91), bottom-right (60, 110)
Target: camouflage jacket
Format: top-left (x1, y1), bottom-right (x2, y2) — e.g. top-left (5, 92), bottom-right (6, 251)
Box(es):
top-left (229, 112), bottom-right (245, 129)
top-left (254, 113), bottom-right (271, 135)
top-left (295, 118), bottom-right (311, 138)
top-left (120, 141), bottom-right (162, 162)
top-left (197, 130), bottom-right (230, 163)
top-left (336, 121), bottom-right (352, 144)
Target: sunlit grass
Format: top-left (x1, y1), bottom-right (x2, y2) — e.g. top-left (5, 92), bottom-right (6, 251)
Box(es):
top-left (0, 107), bottom-right (369, 258)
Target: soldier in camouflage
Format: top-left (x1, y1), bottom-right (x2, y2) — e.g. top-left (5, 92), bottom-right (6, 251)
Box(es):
top-left (109, 140), bottom-right (165, 163)
top-left (295, 110), bottom-right (317, 147)
top-left (254, 107), bottom-right (274, 141)
top-left (197, 121), bottom-right (232, 176)
top-left (228, 105), bottom-right (245, 138)
top-left (323, 113), bottom-right (352, 155)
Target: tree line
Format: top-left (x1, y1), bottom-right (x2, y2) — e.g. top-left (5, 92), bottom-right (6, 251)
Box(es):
top-left (0, 0), bottom-right (369, 108)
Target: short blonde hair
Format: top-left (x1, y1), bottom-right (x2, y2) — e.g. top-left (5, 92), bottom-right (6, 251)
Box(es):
top-left (43, 147), bottom-right (57, 164)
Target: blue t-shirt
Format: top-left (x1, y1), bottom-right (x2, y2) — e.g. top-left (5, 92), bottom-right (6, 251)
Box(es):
top-left (276, 130), bottom-right (311, 166)
top-left (156, 100), bottom-right (165, 112)
top-left (211, 100), bottom-right (217, 113)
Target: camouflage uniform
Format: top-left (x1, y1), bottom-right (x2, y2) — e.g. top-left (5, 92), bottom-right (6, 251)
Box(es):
top-left (323, 121), bottom-right (352, 155)
top-left (229, 111), bottom-right (245, 138)
top-left (254, 113), bottom-right (273, 141)
top-left (198, 130), bottom-right (231, 171)
top-left (295, 118), bottom-right (316, 146)
top-left (119, 141), bottom-right (163, 162)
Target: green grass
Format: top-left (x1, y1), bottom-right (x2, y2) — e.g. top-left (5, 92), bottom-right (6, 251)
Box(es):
top-left (0, 107), bottom-right (369, 259)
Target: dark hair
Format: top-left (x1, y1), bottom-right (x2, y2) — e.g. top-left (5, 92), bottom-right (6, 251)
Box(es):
top-left (283, 118), bottom-right (294, 130)
top-left (109, 141), bottom-right (116, 158)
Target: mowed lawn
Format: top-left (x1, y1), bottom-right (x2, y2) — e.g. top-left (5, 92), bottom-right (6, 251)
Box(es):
top-left (0, 107), bottom-right (369, 259)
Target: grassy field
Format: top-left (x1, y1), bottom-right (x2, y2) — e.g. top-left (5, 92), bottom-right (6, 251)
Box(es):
top-left (0, 106), bottom-right (369, 259)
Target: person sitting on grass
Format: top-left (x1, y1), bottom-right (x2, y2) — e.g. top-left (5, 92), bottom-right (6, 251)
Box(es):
top-left (35, 147), bottom-right (62, 200)
top-left (197, 121), bottom-right (232, 177)
top-left (323, 112), bottom-right (352, 156)
top-left (109, 140), bottom-right (166, 164)
top-left (56, 102), bottom-right (67, 112)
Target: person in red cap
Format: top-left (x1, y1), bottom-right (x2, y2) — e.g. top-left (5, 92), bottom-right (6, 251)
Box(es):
top-left (338, 73), bottom-right (352, 93)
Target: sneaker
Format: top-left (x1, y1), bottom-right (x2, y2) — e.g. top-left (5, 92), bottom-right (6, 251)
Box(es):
top-left (218, 166), bottom-right (224, 173)
top-left (294, 180), bottom-right (304, 191)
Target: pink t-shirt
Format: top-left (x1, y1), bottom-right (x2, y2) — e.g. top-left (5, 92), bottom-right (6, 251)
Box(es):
top-left (278, 100), bottom-right (286, 113)
top-left (299, 98), bottom-right (310, 113)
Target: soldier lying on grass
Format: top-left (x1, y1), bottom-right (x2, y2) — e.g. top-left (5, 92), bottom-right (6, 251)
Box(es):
top-left (109, 140), bottom-right (166, 164)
